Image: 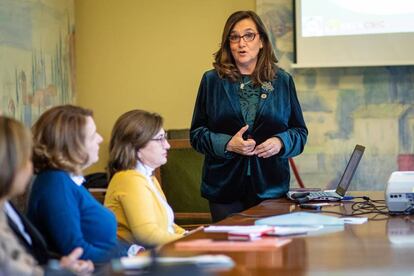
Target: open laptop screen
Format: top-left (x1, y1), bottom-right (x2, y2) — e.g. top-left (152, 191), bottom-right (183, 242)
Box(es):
top-left (336, 145), bottom-right (365, 196)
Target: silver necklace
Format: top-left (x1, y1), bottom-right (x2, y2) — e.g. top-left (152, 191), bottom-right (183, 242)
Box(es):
top-left (240, 79), bottom-right (252, 90)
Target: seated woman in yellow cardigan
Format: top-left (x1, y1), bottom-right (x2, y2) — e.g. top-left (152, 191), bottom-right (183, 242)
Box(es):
top-left (104, 110), bottom-right (185, 247)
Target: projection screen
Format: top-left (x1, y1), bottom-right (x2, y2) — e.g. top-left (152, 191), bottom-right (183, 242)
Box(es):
top-left (294, 0), bottom-right (414, 68)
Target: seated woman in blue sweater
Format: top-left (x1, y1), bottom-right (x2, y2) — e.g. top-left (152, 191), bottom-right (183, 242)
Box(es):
top-left (0, 115), bottom-right (94, 275)
top-left (27, 105), bottom-right (128, 263)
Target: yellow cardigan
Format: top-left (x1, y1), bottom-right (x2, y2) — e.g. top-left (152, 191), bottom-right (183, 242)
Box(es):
top-left (104, 170), bottom-right (185, 246)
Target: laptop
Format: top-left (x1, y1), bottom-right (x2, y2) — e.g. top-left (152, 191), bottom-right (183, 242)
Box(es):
top-left (287, 144), bottom-right (365, 201)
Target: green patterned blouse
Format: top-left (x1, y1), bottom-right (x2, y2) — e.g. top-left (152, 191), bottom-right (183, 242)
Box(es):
top-left (238, 75), bottom-right (261, 176)
top-left (239, 75), bottom-right (261, 130)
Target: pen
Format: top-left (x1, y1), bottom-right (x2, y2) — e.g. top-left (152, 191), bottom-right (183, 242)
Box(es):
top-left (185, 225), bottom-right (204, 236)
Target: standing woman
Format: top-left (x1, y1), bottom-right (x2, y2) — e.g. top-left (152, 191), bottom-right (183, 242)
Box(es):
top-left (27, 105), bottom-right (124, 263)
top-left (105, 110), bottom-right (185, 247)
top-left (190, 11), bottom-right (308, 222)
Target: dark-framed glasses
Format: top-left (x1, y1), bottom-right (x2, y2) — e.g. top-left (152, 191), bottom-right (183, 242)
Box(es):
top-left (151, 133), bottom-right (168, 143)
top-left (229, 32), bottom-right (259, 43)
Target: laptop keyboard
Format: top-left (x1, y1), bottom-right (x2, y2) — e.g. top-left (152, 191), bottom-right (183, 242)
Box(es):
top-left (309, 192), bottom-right (340, 199)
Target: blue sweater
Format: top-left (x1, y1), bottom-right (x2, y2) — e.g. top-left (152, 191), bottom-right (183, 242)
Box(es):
top-left (27, 170), bottom-right (121, 263)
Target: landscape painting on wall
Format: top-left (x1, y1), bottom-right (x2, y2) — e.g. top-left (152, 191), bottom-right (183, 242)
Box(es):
top-left (0, 0), bottom-right (75, 126)
top-left (258, 0), bottom-right (414, 190)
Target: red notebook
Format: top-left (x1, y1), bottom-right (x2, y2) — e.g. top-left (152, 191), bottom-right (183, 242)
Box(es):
top-left (175, 238), bottom-right (291, 252)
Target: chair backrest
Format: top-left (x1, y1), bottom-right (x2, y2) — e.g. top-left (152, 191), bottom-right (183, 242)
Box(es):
top-left (159, 138), bottom-right (209, 212)
top-left (84, 172), bottom-right (108, 189)
top-left (84, 172), bottom-right (108, 204)
top-left (156, 129), bottom-right (212, 228)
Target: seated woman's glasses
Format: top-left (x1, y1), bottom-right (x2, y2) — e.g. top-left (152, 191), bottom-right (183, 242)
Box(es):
top-left (151, 133), bottom-right (168, 143)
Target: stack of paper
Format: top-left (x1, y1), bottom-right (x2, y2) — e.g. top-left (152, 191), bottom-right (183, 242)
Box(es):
top-left (227, 226), bottom-right (274, 241)
top-left (204, 225), bottom-right (318, 239)
top-left (255, 212), bottom-right (345, 227)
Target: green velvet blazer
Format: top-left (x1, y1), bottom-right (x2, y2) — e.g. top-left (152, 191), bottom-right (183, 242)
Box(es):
top-left (190, 68), bottom-right (308, 203)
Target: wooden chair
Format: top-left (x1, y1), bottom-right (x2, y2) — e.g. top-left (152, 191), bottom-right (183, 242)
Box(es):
top-left (289, 158), bottom-right (305, 188)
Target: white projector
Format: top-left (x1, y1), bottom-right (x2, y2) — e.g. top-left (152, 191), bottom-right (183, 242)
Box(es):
top-left (386, 171), bottom-right (414, 214)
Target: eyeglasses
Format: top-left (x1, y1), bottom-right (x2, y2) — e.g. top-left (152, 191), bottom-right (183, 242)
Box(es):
top-left (151, 133), bottom-right (168, 143)
top-left (229, 32), bottom-right (259, 43)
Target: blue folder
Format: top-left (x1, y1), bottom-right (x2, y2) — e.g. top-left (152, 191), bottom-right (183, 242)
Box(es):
top-left (255, 212), bottom-right (345, 227)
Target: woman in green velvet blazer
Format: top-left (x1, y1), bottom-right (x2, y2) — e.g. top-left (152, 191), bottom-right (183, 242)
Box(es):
top-left (190, 11), bottom-right (308, 222)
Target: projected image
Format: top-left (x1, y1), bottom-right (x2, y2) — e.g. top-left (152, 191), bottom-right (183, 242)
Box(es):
top-left (302, 0), bottom-right (414, 37)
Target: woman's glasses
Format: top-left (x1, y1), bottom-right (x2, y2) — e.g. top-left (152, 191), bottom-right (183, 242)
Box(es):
top-left (151, 133), bottom-right (168, 143)
top-left (229, 32), bottom-right (259, 43)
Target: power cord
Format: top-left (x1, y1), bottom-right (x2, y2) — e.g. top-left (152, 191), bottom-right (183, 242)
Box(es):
top-left (229, 196), bottom-right (391, 220)
top-left (313, 196), bottom-right (390, 220)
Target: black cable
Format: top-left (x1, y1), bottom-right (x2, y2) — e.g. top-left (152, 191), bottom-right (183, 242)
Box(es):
top-left (319, 196), bottom-right (390, 219)
top-left (229, 196), bottom-right (392, 220)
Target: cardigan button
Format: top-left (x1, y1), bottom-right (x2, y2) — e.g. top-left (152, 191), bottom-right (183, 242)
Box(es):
top-left (261, 93), bottom-right (267, 99)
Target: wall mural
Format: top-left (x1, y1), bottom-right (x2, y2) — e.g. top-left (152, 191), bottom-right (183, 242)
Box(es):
top-left (258, 0), bottom-right (414, 190)
top-left (0, 0), bottom-right (75, 126)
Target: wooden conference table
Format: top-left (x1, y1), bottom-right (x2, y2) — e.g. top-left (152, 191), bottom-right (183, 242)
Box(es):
top-left (158, 192), bottom-right (414, 275)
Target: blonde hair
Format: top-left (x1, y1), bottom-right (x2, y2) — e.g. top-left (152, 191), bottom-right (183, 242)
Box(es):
top-left (107, 110), bottom-right (163, 179)
top-left (0, 116), bottom-right (32, 198)
top-left (32, 105), bottom-right (93, 175)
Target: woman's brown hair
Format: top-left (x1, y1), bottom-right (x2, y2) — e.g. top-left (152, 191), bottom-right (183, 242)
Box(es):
top-left (213, 10), bottom-right (278, 84)
top-left (32, 105), bottom-right (93, 175)
top-left (107, 110), bottom-right (163, 179)
top-left (0, 116), bottom-right (32, 198)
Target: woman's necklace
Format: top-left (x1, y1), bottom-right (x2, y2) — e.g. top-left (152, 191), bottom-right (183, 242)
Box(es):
top-left (240, 78), bottom-right (252, 90)
top-left (240, 77), bottom-right (275, 92)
